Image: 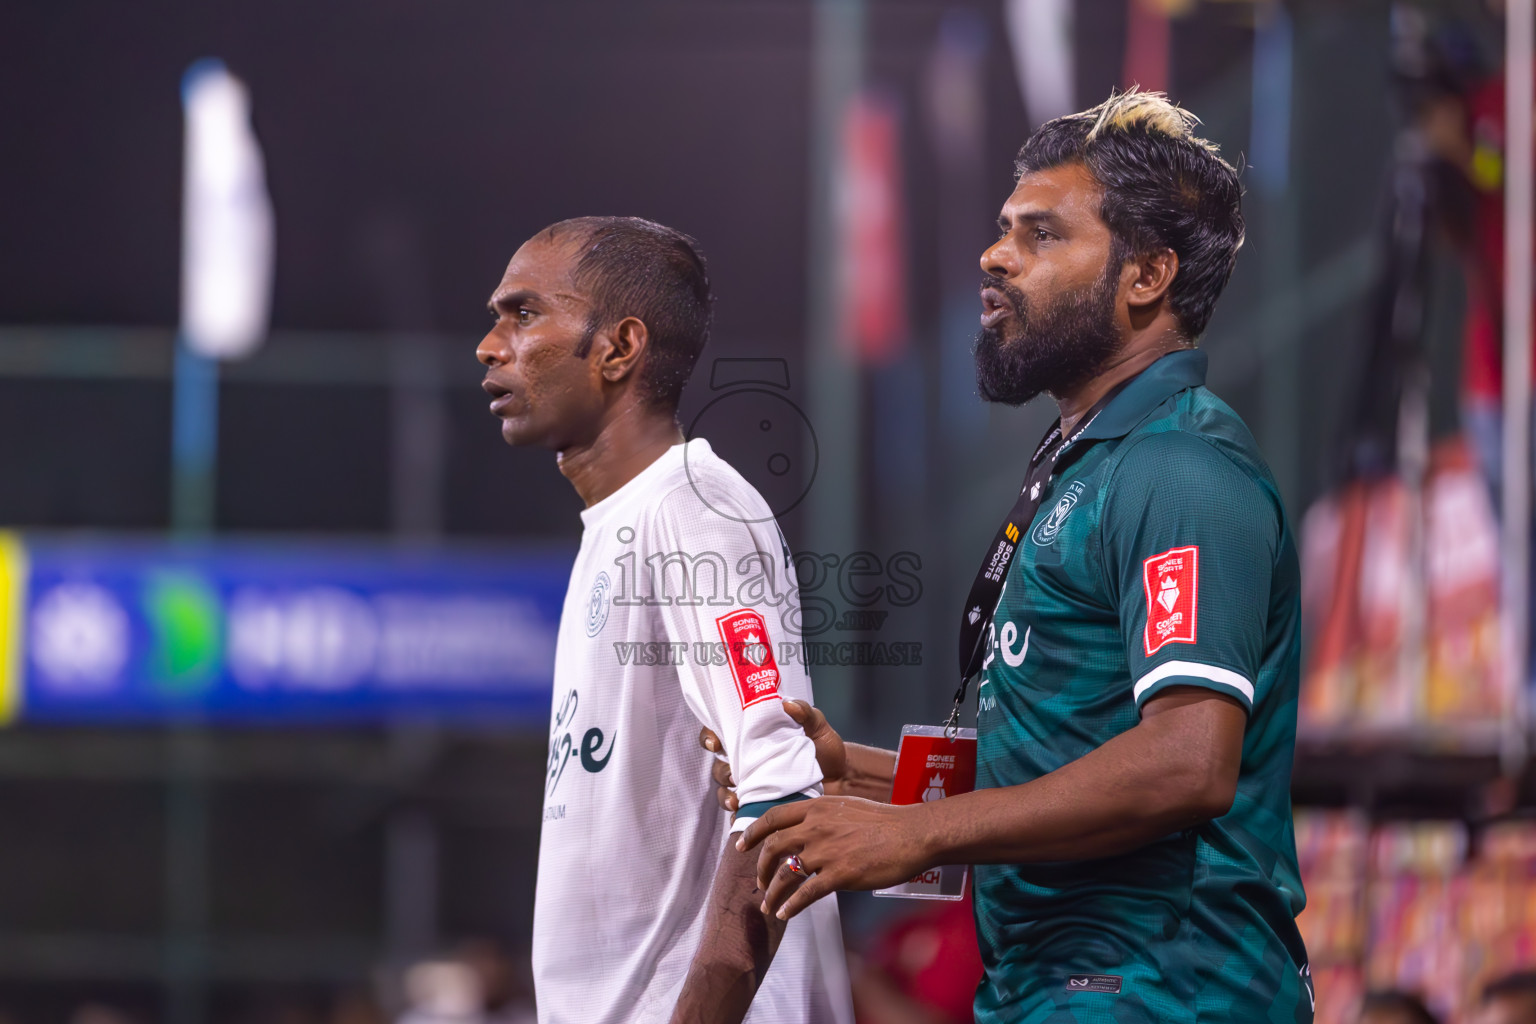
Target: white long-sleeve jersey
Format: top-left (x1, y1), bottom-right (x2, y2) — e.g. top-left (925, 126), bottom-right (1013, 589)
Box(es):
top-left (532, 438), bottom-right (853, 1024)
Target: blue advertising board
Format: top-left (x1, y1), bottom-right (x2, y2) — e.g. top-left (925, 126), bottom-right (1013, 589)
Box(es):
top-left (9, 534), bottom-right (569, 724)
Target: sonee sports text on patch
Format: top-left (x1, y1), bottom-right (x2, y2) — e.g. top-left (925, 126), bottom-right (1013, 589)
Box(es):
top-left (1142, 545), bottom-right (1199, 655)
top-left (715, 609), bottom-right (781, 709)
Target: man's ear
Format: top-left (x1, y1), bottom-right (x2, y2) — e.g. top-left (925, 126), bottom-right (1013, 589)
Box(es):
top-left (601, 316), bottom-right (649, 384)
top-left (1126, 248), bottom-right (1179, 311)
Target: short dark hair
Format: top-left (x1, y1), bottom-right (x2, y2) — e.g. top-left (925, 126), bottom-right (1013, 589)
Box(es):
top-left (1015, 89), bottom-right (1245, 341)
top-left (1484, 970), bottom-right (1536, 1006)
top-left (548, 216), bottom-right (713, 412)
top-left (1361, 989), bottom-right (1440, 1024)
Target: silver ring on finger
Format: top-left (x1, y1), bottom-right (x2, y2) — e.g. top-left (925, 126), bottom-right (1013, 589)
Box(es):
top-left (784, 854), bottom-right (810, 878)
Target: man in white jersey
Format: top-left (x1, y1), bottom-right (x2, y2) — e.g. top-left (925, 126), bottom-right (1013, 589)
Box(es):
top-left (476, 216), bottom-right (853, 1024)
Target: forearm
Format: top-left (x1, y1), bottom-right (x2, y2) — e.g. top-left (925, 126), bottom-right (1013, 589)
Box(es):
top-left (830, 743), bottom-right (896, 802)
top-left (915, 711), bottom-right (1234, 865)
top-left (669, 839), bottom-right (785, 1024)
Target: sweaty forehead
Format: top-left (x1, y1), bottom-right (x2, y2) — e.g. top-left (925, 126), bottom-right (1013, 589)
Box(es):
top-left (495, 234), bottom-right (588, 303)
top-left (1003, 162), bottom-right (1105, 225)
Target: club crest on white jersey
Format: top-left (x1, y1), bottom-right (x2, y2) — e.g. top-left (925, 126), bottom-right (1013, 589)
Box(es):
top-left (586, 571), bottom-right (612, 637)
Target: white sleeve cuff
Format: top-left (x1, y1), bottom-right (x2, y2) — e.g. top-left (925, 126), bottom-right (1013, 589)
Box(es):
top-left (728, 787), bottom-right (820, 834)
top-left (1133, 660), bottom-right (1254, 707)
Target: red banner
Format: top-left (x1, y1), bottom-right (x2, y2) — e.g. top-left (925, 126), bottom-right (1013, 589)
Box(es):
top-left (836, 91), bottom-right (909, 366)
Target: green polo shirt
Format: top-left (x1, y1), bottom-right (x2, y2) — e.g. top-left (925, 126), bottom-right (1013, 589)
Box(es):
top-left (972, 349), bottom-right (1311, 1024)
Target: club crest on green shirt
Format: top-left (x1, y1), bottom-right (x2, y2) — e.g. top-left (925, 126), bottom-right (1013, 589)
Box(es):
top-left (1031, 480), bottom-right (1086, 547)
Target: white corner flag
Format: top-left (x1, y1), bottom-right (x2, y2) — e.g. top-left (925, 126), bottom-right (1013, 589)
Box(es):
top-left (180, 59), bottom-right (273, 361)
top-left (1004, 0), bottom-right (1075, 129)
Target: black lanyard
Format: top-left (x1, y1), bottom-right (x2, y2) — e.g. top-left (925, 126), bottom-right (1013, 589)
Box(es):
top-left (945, 381), bottom-right (1132, 735)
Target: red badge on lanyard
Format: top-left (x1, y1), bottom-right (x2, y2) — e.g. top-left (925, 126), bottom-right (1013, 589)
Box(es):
top-left (874, 725), bottom-right (976, 901)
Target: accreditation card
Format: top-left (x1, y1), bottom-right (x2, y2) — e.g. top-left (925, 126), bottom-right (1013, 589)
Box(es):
top-left (872, 723), bottom-right (977, 901)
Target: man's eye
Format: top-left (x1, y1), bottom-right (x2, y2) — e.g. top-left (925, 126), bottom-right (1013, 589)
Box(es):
top-left (1034, 228), bottom-right (1053, 242)
top-left (517, 308), bottom-right (535, 325)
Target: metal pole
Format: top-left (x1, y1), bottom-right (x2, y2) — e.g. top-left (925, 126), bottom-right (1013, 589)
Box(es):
top-left (1503, 0), bottom-right (1533, 771)
top-left (928, 11), bottom-right (989, 732)
top-left (804, 0), bottom-right (864, 731)
top-left (164, 727), bottom-right (210, 1024)
top-left (384, 808), bottom-right (439, 965)
top-left (1252, 1), bottom-right (1301, 514)
top-left (389, 337), bottom-right (444, 539)
top-left (171, 340), bottom-right (218, 532)
top-left (168, 339), bottom-right (217, 1024)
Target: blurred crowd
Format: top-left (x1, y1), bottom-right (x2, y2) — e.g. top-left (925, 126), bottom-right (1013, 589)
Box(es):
top-left (0, 940), bottom-right (537, 1024)
top-left (1360, 974), bottom-right (1536, 1024)
top-left (0, 910), bottom-right (984, 1024)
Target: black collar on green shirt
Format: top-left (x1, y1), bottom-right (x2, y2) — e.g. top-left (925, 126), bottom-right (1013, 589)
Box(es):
top-left (1074, 348), bottom-right (1207, 442)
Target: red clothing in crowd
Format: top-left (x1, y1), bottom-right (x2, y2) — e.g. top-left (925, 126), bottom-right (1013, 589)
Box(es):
top-left (1460, 71), bottom-right (1536, 401)
top-left (863, 900), bottom-right (986, 1024)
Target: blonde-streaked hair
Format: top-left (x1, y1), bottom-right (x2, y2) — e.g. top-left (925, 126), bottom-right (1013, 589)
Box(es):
top-left (1015, 88), bottom-right (1244, 340)
top-left (1081, 89), bottom-right (1218, 151)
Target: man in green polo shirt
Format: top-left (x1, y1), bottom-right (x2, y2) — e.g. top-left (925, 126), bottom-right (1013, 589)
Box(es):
top-left (731, 88), bottom-right (1312, 1022)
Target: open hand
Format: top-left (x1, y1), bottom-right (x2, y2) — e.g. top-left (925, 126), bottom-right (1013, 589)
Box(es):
top-left (735, 796), bottom-right (934, 920)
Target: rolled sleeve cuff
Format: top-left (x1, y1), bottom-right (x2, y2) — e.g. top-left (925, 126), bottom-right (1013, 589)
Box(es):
top-left (1133, 660), bottom-right (1254, 711)
top-left (730, 791), bottom-right (814, 834)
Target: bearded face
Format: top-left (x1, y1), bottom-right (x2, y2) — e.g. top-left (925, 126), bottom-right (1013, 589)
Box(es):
top-left (973, 253), bottom-right (1125, 407)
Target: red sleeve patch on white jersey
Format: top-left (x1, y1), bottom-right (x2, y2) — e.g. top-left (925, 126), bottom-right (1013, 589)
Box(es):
top-left (1142, 545), bottom-right (1199, 656)
top-left (715, 609), bottom-right (781, 709)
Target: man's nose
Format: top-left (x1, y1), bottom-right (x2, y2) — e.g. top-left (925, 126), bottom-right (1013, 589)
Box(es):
top-left (476, 330), bottom-right (507, 367)
top-left (980, 237), bottom-right (1018, 281)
